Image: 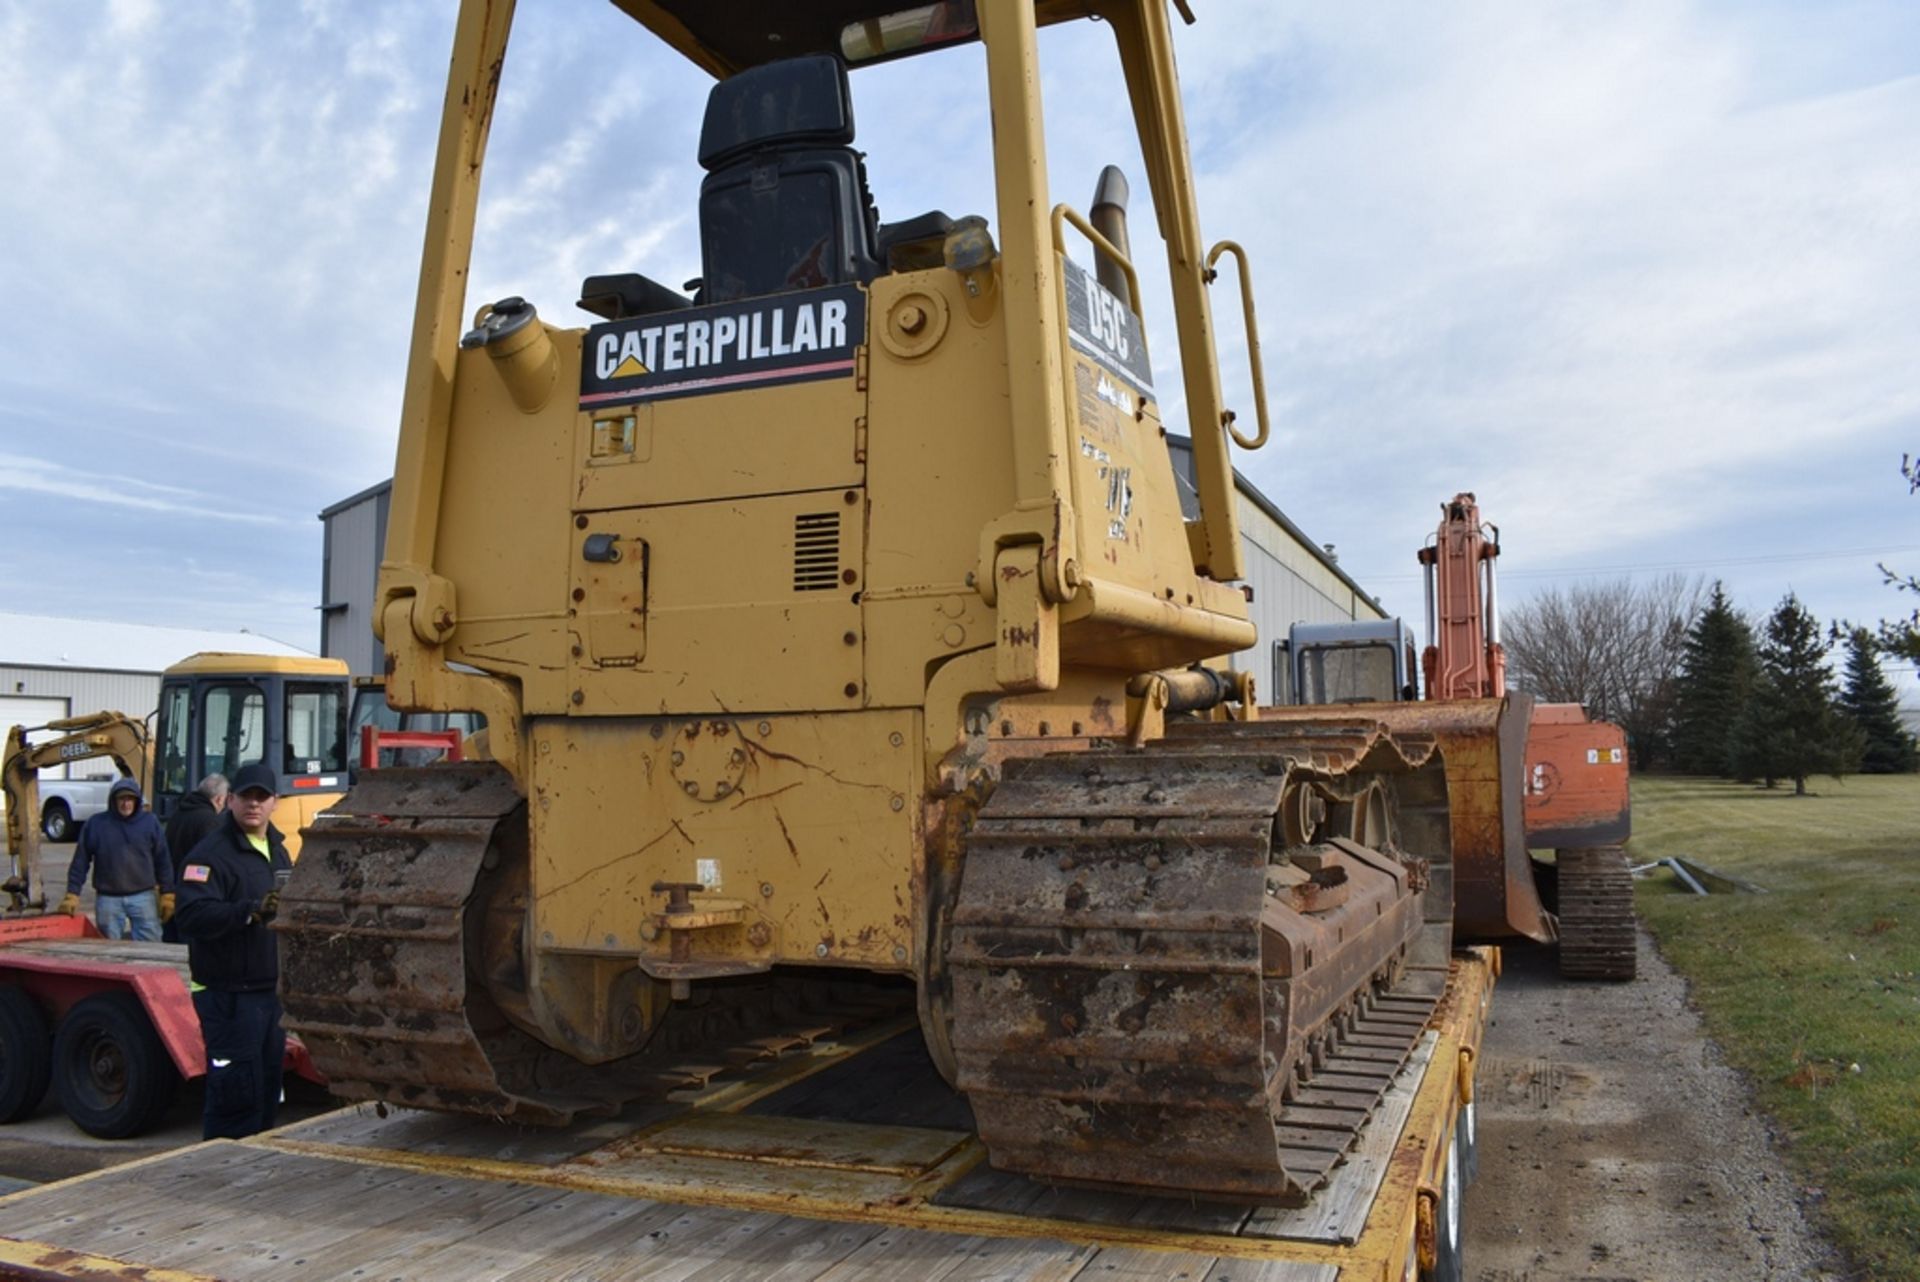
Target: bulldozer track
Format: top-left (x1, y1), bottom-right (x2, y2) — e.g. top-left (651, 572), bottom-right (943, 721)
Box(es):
top-left (947, 718), bottom-right (1450, 1204)
top-left (1555, 845), bottom-right (1637, 981)
top-left (279, 764), bottom-right (911, 1123)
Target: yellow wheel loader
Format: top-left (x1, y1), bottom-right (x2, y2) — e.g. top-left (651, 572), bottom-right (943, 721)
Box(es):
top-left (282, 0), bottom-right (1458, 1204)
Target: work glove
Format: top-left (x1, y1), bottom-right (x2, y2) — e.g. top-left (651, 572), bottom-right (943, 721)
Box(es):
top-left (56, 892), bottom-right (80, 917)
top-left (158, 893), bottom-right (176, 923)
top-left (253, 890), bottom-right (280, 926)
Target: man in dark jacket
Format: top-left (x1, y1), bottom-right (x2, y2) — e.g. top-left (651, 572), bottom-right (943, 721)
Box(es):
top-left (174, 762), bottom-right (290, 1140)
top-left (164, 774), bottom-right (228, 882)
top-left (161, 774), bottom-right (227, 944)
top-left (58, 777), bottom-right (172, 941)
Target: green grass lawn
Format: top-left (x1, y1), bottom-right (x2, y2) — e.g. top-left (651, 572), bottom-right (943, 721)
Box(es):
top-left (1633, 773), bottom-right (1920, 1281)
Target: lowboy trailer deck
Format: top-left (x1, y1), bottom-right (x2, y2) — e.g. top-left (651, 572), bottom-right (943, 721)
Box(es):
top-left (0, 951), bottom-right (1493, 1282)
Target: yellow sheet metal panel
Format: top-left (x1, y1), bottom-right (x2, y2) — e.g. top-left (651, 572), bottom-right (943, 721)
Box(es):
top-left (435, 336), bottom-right (581, 715)
top-left (162, 654), bottom-right (348, 679)
top-left (528, 710), bottom-right (919, 968)
top-left (565, 490), bottom-right (866, 716)
top-left (574, 362), bottom-right (865, 511)
top-left (862, 268), bottom-right (1011, 707)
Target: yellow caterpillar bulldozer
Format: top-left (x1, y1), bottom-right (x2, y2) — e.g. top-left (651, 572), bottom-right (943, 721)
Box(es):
top-left (282, 0), bottom-right (1457, 1204)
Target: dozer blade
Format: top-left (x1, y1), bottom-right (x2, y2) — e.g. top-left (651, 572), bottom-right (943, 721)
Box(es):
top-left (1261, 697), bottom-right (1555, 945)
top-left (947, 718), bottom-right (1452, 1203)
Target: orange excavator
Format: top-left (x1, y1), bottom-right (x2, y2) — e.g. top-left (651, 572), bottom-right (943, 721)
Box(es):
top-left (1270, 493), bottom-right (1636, 979)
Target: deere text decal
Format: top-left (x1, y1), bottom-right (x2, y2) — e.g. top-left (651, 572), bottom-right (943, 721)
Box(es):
top-left (580, 285), bottom-right (866, 407)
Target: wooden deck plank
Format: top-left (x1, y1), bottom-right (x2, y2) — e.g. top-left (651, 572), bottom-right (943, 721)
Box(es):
top-left (0, 1147), bottom-right (276, 1243)
top-left (136, 1160), bottom-right (457, 1280)
top-left (703, 1217), bottom-right (886, 1282)
top-left (2, 939), bottom-right (190, 972)
top-left (36, 1169), bottom-right (399, 1277)
top-left (320, 1186), bottom-right (665, 1282)
top-left (249, 1168), bottom-right (585, 1279)
top-left (551, 1209), bottom-right (795, 1282)
top-left (814, 1226), bottom-right (1096, 1282)
top-left (676, 1209), bottom-right (890, 1282)
top-left (1067, 1244), bottom-right (1222, 1280)
top-left (277, 1101), bottom-right (679, 1167)
top-left (1201, 1262), bottom-right (1338, 1282)
top-left (488, 1201), bottom-right (720, 1282)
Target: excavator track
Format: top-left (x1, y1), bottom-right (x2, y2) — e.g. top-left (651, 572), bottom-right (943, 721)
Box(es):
top-left (280, 763), bottom-right (911, 1122)
top-left (947, 718), bottom-right (1453, 1204)
top-left (1555, 845), bottom-right (1637, 981)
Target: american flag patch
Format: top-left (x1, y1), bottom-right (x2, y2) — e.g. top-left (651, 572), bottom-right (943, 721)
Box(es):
top-left (183, 865), bottom-right (211, 883)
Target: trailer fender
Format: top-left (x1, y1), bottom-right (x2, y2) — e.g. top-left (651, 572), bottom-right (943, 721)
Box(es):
top-left (0, 956), bottom-right (201, 1079)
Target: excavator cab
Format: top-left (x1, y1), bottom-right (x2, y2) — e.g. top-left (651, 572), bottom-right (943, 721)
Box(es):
top-left (281, 0), bottom-right (1461, 1205)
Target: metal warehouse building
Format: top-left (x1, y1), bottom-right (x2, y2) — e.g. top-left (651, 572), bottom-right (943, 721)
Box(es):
top-left (0, 612), bottom-right (314, 780)
top-left (1164, 436), bottom-right (1386, 696)
top-left (320, 451), bottom-right (1383, 687)
top-left (318, 479), bottom-right (393, 678)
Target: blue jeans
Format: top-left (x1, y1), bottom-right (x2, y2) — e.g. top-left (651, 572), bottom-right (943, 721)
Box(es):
top-left (95, 891), bottom-right (162, 942)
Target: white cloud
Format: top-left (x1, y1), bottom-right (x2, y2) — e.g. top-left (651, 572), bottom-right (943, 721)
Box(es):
top-left (0, 453), bottom-right (296, 527)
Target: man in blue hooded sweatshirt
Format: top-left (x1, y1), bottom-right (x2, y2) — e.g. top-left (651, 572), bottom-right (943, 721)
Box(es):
top-left (57, 777), bottom-right (173, 941)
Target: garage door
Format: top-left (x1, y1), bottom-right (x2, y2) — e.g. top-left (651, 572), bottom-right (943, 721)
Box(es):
top-left (0, 696), bottom-right (73, 796)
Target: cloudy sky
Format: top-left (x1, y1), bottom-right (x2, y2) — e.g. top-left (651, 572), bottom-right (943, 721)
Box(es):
top-left (1, 0), bottom-right (1915, 694)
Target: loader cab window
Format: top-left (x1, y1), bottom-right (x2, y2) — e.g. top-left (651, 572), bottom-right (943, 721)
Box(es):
top-left (156, 683), bottom-right (191, 800)
top-left (284, 682), bottom-right (348, 775)
top-left (839, 2), bottom-right (978, 63)
top-left (1298, 644), bottom-right (1397, 706)
top-left (201, 683), bottom-right (265, 779)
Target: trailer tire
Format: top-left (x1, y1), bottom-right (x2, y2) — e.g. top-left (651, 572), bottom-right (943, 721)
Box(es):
top-left (41, 801), bottom-right (74, 844)
top-left (0, 987), bottom-right (53, 1123)
top-left (1456, 1099), bottom-right (1479, 1187)
top-left (52, 993), bottom-right (180, 1138)
top-left (1421, 1118), bottom-right (1465, 1282)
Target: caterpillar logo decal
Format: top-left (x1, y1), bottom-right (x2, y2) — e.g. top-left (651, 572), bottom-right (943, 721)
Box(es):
top-left (581, 284), bottom-right (866, 407)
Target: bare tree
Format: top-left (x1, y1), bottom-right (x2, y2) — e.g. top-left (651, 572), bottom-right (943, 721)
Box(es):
top-left (1501, 574), bottom-right (1707, 768)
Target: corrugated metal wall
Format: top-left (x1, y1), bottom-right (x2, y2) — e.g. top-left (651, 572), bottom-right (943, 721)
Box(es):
top-left (1228, 493), bottom-right (1386, 689)
top-left (321, 485), bottom-right (389, 677)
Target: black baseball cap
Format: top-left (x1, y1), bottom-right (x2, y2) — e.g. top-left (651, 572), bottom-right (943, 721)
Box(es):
top-left (231, 763), bottom-right (279, 797)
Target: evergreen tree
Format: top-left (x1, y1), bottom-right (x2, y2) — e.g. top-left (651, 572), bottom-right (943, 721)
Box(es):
top-left (1727, 594), bottom-right (1863, 794)
top-left (1668, 582), bottom-right (1757, 775)
top-left (1837, 627), bottom-right (1918, 773)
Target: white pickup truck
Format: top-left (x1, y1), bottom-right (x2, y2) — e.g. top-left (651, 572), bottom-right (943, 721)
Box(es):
top-left (27, 775), bottom-right (118, 843)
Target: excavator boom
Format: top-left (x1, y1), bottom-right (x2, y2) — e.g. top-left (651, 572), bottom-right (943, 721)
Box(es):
top-left (2, 713), bottom-right (153, 911)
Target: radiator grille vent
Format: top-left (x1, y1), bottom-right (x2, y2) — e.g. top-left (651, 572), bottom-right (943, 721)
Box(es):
top-left (792, 512), bottom-right (841, 591)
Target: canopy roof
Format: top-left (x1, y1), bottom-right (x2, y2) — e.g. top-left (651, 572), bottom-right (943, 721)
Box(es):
top-left (609, 0), bottom-right (1104, 77)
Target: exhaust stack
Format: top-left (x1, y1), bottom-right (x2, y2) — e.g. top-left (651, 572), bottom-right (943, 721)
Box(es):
top-left (1089, 165), bottom-right (1132, 302)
